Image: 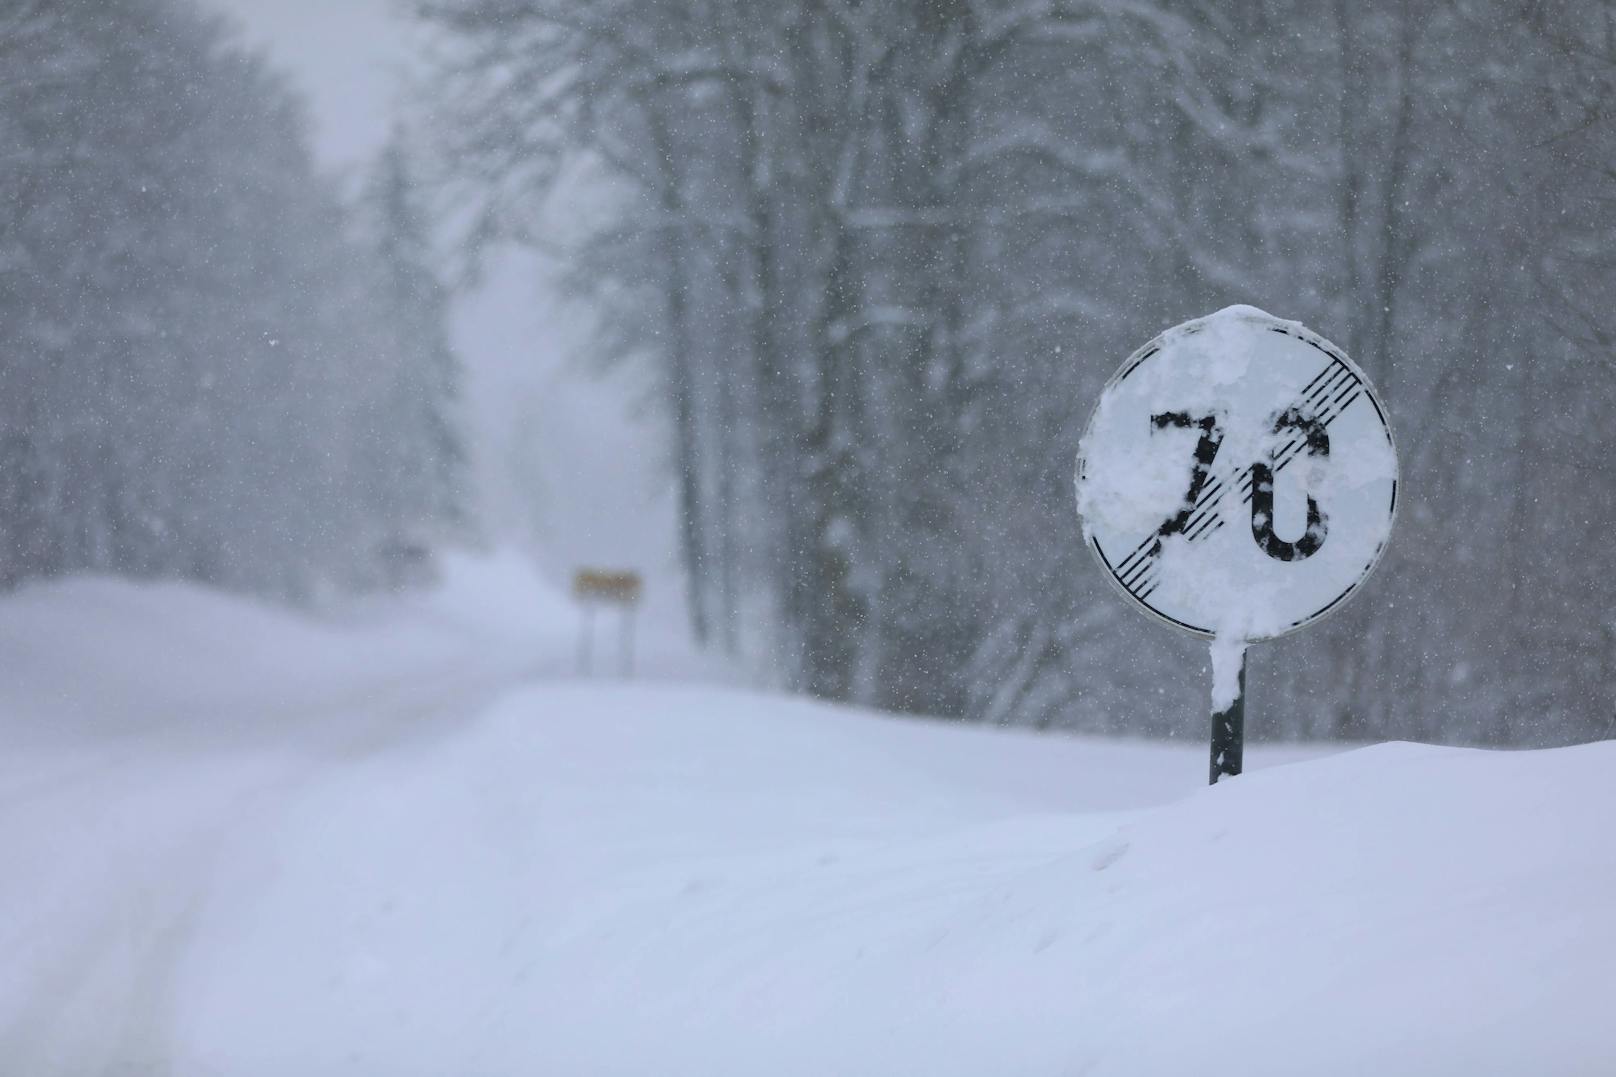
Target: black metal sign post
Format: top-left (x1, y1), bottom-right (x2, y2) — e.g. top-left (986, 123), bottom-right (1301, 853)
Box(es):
top-left (1209, 650), bottom-right (1246, 784)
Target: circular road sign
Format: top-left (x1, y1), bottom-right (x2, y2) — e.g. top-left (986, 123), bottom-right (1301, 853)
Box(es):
top-left (1074, 306), bottom-right (1397, 641)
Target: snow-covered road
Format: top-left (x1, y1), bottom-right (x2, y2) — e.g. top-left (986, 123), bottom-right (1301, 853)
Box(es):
top-left (0, 565), bottom-right (548, 1073)
top-left (2, 559), bottom-right (1612, 1075)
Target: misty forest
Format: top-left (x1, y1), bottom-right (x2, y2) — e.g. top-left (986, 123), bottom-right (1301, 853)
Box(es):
top-left (426, 0), bottom-right (1616, 746)
top-left (8, 0), bottom-right (1614, 744)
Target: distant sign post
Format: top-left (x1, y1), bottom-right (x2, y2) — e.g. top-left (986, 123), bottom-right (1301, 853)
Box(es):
top-left (573, 569), bottom-right (644, 677)
top-left (1075, 307), bottom-right (1397, 783)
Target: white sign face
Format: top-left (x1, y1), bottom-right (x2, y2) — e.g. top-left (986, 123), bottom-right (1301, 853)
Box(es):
top-left (1075, 306), bottom-right (1397, 641)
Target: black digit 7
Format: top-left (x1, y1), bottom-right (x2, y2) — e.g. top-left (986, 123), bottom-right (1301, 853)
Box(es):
top-left (1250, 406), bottom-right (1329, 562)
top-left (1150, 412), bottom-right (1223, 537)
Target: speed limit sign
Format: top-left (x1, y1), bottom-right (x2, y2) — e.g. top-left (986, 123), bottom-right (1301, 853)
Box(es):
top-left (1074, 306), bottom-right (1397, 781)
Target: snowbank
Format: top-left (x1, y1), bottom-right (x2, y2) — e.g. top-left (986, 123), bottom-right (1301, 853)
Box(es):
top-left (184, 704), bottom-right (1609, 1077)
top-left (0, 569), bottom-right (1610, 1075)
top-left (0, 552), bottom-right (562, 741)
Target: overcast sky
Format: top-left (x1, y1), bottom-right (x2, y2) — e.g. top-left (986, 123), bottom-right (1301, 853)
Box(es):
top-left (204, 0), bottom-right (409, 168)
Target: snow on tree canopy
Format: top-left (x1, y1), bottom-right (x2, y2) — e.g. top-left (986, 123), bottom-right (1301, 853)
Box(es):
top-left (1075, 306), bottom-right (1398, 703)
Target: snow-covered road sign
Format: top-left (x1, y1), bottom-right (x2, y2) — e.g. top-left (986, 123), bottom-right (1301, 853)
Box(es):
top-left (1075, 306), bottom-right (1397, 642)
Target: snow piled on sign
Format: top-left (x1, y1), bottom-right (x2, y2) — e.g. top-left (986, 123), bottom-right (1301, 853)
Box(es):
top-left (2, 570), bottom-right (1613, 1074)
top-left (1208, 631), bottom-right (1249, 710)
top-left (1076, 306), bottom-right (1278, 544)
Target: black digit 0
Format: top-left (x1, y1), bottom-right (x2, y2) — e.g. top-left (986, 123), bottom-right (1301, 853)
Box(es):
top-left (1250, 406), bottom-right (1329, 562)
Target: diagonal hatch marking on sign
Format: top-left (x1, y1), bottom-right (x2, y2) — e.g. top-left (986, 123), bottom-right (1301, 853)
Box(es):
top-left (1128, 381), bottom-right (1361, 593)
top-left (1178, 370), bottom-right (1358, 536)
top-left (1118, 362), bottom-right (1365, 599)
top-left (1118, 359), bottom-right (1344, 578)
top-left (1118, 362), bottom-right (1344, 582)
top-left (1111, 360), bottom-right (1345, 582)
top-left (1127, 382), bottom-right (1363, 595)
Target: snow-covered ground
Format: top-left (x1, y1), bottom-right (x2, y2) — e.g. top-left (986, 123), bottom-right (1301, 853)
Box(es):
top-left (0, 560), bottom-right (1611, 1075)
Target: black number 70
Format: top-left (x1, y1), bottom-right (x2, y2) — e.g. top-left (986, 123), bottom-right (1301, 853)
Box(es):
top-left (1150, 408), bottom-right (1329, 562)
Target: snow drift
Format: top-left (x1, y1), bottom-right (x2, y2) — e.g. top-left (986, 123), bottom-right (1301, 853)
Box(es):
top-left (0, 567), bottom-right (1610, 1075)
